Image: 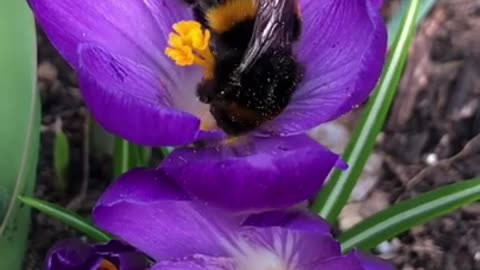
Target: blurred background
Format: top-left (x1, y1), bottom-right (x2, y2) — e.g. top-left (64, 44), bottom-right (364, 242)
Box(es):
top-left (0, 0), bottom-right (479, 269)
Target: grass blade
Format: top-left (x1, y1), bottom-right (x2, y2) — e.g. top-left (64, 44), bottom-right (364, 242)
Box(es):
top-left (387, 0), bottom-right (438, 47)
top-left (53, 124), bottom-right (70, 193)
top-left (113, 137), bottom-right (150, 179)
top-left (312, 0), bottom-right (421, 223)
top-left (339, 178), bottom-right (480, 252)
top-left (0, 1), bottom-right (40, 269)
top-left (18, 196), bottom-right (111, 242)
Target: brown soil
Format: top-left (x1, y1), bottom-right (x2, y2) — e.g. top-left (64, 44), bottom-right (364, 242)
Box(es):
top-left (377, 0), bottom-right (480, 269)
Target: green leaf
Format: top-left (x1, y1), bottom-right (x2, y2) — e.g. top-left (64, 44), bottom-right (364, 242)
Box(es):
top-left (312, 0), bottom-right (421, 223)
top-left (53, 124), bottom-right (70, 193)
top-left (91, 120), bottom-right (151, 179)
top-left (339, 178), bottom-right (480, 252)
top-left (113, 137), bottom-right (150, 179)
top-left (387, 0), bottom-right (438, 47)
top-left (0, 1), bottom-right (40, 269)
top-left (90, 119), bottom-right (114, 158)
top-left (18, 196), bottom-right (111, 242)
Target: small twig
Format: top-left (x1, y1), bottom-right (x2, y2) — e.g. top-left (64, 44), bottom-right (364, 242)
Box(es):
top-left (406, 134), bottom-right (480, 190)
top-left (381, 152), bottom-right (412, 185)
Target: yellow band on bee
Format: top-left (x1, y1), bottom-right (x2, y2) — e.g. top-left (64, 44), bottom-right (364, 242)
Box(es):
top-left (165, 21), bottom-right (215, 80)
top-left (206, 0), bottom-right (257, 33)
top-left (207, 0), bottom-right (303, 34)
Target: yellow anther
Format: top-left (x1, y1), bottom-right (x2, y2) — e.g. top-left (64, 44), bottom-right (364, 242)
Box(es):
top-left (173, 21), bottom-right (202, 36)
top-left (165, 20), bottom-right (215, 80)
top-left (165, 46), bottom-right (194, 66)
top-left (168, 33), bottom-right (184, 48)
top-left (190, 28), bottom-right (210, 50)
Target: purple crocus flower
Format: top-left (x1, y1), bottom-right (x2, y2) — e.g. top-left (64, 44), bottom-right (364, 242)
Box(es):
top-left (30, 0), bottom-right (387, 211)
top-left (30, 0), bottom-right (386, 146)
top-left (91, 168), bottom-right (395, 270)
top-left (46, 239), bottom-right (148, 270)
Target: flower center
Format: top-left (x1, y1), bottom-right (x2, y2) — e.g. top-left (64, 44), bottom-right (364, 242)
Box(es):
top-left (165, 21), bottom-right (215, 80)
top-left (236, 248), bottom-right (290, 270)
top-left (97, 259), bottom-right (118, 270)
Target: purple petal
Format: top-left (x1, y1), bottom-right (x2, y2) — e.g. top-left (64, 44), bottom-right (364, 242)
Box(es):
top-left (78, 44), bottom-right (201, 146)
top-left (152, 255), bottom-right (235, 270)
top-left (352, 250), bottom-right (395, 270)
top-left (31, 0), bottom-right (207, 130)
top-left (260, 0), bottom-right (387, 136)
top-left (93, 168), bottom-right (241, 261)
top-left (315, 253), bottom-right (364, 270)
top-left (117, 253), bottom-right (150, 270)
top-left (29, 0), bottom-right (191, 70)
top-left (94, 240), bottom-right (137, 255)
top-left (96, 168), bottom-right (189, 207)
top-left (46, 239), bottom-right (95, 270)
top-left (46, 239), bottom-right (147, 270)
top-left (93, 241), bottom-right (149, 270)
top-left (238, 227), bottom-right (341, 269)
top-left (243, 210), bottom-right (331, 234)
top-left (163, 135), bottom-right (341, 212)
top-left (370, 0), bottom-right (385, 10)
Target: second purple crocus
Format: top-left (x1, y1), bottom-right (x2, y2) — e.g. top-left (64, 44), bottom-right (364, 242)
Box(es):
top-left (86, 168), bottom-right (395, 270)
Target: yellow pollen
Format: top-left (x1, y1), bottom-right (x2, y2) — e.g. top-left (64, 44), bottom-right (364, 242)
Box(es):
top-left (165, 21), bottom-right (215, 80)
top-left (199, 112), bottom-right (218, 131)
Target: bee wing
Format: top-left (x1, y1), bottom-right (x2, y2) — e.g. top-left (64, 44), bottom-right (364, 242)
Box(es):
top-left (238, 0), bottom-right (299, 73)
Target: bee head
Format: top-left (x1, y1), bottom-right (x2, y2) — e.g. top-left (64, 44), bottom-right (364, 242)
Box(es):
top-left (209, 96), bottom-right (263, 136)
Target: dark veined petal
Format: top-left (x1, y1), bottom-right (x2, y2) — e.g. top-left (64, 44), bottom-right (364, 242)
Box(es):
top-left (352, 250), bottom-right (395, 270)
top-left (151, 255), bottom-right (235, 270)
top-left (162, 135), bottom-right (341, 212)
top-left (93, 168), bottom-right (242, 262)
top-left (28, 0), bottom-right (191, 70)
top-left (46, 239), bottom-right (95, 270)
top-left (77, 44), bottom-right (201, 146)
top-left (243, 210), bottom-right (331, 234)
top-left (260, 0), bottom-right (387, 136)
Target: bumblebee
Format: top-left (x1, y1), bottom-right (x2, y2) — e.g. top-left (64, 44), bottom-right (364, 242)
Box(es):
top-left (179, 0), bottom-right (303, 135)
